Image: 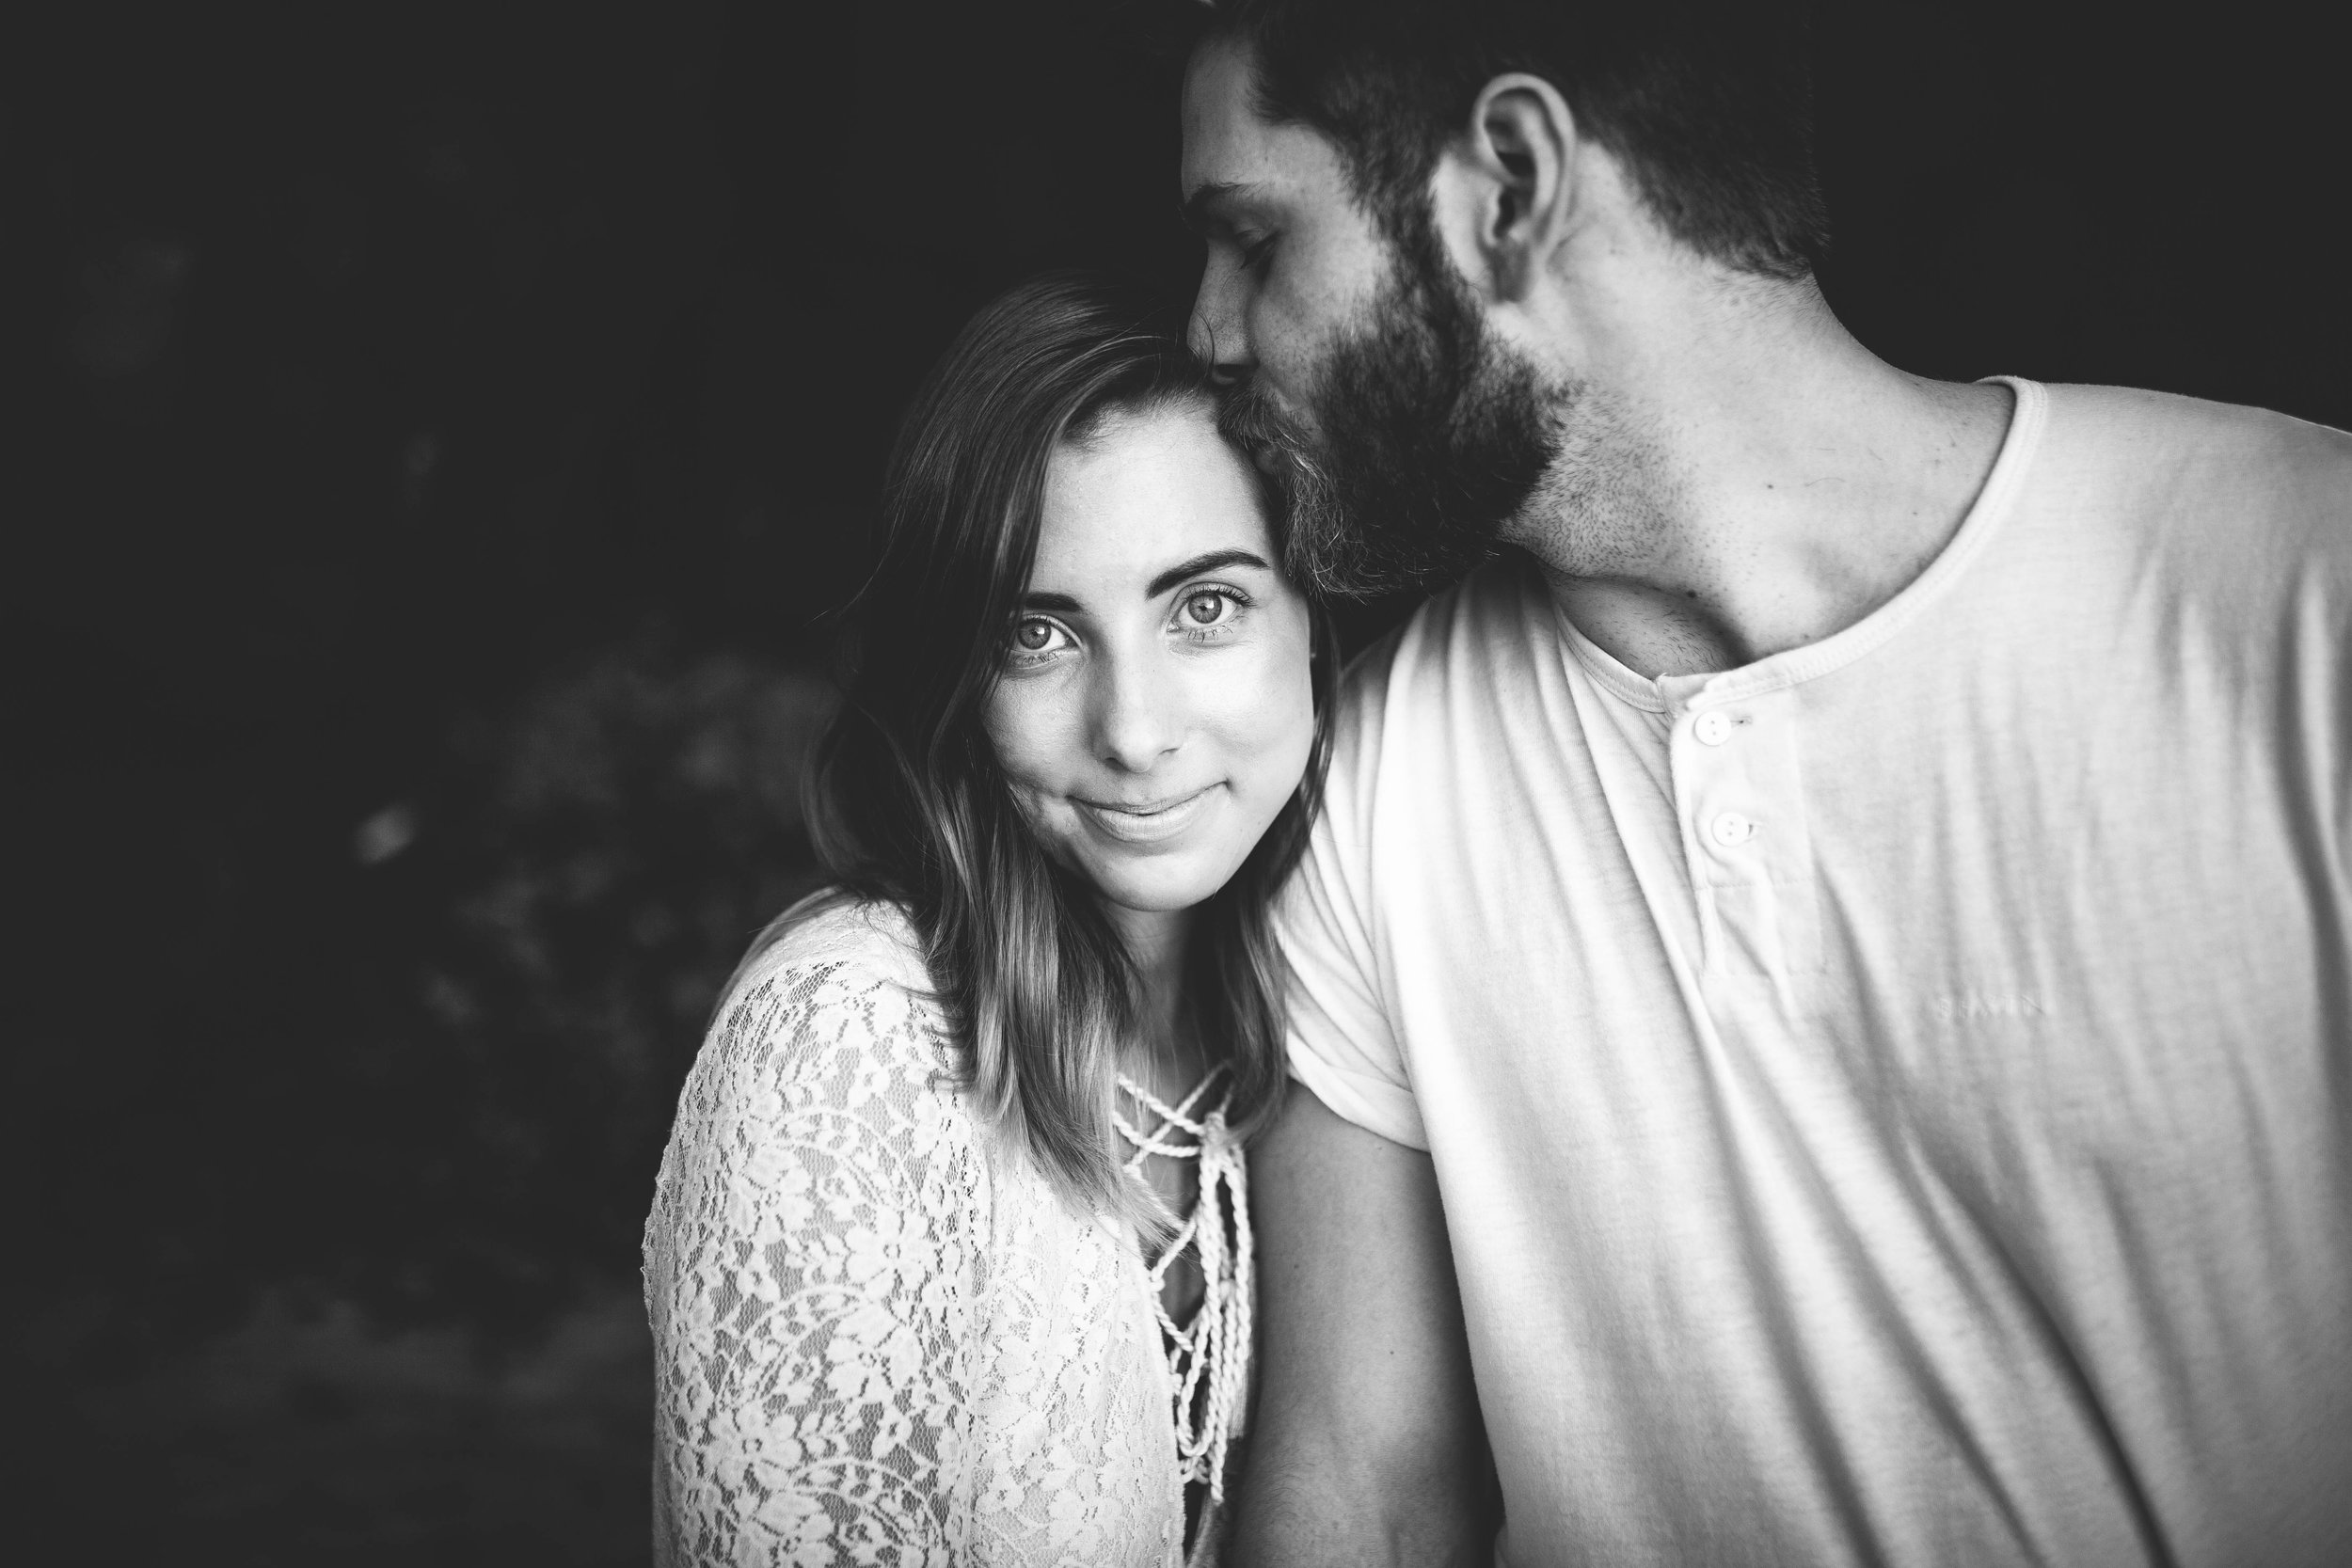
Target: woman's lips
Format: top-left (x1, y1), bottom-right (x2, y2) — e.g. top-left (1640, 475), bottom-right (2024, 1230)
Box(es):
top-left (1073, 784), bottom-right (1221, 845)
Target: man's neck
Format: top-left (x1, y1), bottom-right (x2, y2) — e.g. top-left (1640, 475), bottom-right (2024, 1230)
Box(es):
top-left (1509, 277), bottom-right (2012, 680)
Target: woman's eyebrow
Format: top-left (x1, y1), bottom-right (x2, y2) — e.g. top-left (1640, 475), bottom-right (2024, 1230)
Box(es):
top-left (1019, 590), bottom-right (1084, 612)
top-left (1146, 549), bottom-right (1270, 598)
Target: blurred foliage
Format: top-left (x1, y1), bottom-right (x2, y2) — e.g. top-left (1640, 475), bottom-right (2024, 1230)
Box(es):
top-left (11, 637), bottom-right (832, 1556)
top-left (60, 1285), bottom-right (653, 1565)
top-left (340, 638), bottom-right (835, 1333)
top-left (14, 635), bottom-right (833, 1341)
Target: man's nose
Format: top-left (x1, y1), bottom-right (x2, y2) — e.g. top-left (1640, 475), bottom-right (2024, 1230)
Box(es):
top-left (1187, 268), bottom-right (1251, 388)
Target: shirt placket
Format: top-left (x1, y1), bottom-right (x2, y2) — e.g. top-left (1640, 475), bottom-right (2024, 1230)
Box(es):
top-left (1669, 683), bottom-right (1823, 988)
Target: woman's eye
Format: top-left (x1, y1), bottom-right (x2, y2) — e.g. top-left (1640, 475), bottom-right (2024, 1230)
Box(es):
top-left (1007, 618), bottom-right (1072, 659)
top-left (1179, 589), bottom-right (1242, 629)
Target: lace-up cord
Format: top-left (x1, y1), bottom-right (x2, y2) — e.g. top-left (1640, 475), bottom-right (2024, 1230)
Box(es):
top-left (1113, 1063), bottom-right (1253, 1523)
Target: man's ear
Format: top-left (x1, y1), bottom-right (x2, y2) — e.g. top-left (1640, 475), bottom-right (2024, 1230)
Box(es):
top-left (1431, 72), bottom-right (1580, 304)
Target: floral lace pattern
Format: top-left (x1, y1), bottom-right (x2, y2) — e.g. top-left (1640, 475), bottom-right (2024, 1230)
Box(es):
top-left (644, 903), bottom-right (1188, 1566)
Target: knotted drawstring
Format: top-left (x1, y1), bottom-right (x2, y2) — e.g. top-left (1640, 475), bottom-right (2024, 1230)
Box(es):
top-left (1113, 1064), bottom-right (1253, 1532)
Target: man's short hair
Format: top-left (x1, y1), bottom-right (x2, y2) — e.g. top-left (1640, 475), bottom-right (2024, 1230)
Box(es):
top-left (1201, 0), bottom-right (1830, 281)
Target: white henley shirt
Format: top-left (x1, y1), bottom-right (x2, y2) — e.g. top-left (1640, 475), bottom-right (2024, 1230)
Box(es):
top-left (1279, 378), bottom-right (2352, 1566)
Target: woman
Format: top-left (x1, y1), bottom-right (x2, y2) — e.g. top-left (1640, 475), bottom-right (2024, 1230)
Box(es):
top-left (643, 273), bottom-right (1335, 1566)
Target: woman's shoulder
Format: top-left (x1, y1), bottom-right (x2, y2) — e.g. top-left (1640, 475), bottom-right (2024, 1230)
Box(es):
top-left (647, 895), bottom-right (988, 1330)
top-left (700, 893), bottom-right (950, 1101)
top-left (735, 891), bottom-right (932, 997)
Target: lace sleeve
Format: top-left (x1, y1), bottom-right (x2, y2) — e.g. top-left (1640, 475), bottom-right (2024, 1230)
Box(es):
top-left (645, 951), bottom-right (986, 1567)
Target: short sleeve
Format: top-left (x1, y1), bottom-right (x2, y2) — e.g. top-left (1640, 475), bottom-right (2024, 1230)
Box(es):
top-left (1277, 651), bottom-right (1429, 1151)
top-left (644, 947), bottom-right (984, 1566)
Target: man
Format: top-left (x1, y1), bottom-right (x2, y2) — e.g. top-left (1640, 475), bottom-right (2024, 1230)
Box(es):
top-left (1175, 2), bottom-right (2352, 1564)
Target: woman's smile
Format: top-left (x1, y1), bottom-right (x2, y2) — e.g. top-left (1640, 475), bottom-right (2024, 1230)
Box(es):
top-left (1073, 782), bottom-right (1225, 845)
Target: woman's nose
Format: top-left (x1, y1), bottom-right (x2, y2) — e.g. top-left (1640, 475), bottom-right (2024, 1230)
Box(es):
top-left (1089, 653), bottom-right (1183, 774)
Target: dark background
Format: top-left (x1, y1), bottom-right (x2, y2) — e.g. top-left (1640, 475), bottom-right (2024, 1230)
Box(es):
top-left (5, 1), bottom-right (2343, 1560)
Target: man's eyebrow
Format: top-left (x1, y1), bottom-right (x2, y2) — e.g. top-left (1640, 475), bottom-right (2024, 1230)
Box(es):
top-left (1181, 181), bottom-right (1261, 234)
top-left (1148, 548), bottom-right (1271, 598)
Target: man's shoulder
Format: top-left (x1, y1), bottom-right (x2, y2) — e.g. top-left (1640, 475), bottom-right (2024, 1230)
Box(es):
top-left (2045, 379), bottom-right (2350, 446)
top-left (1981, 382), bottom-right (2352, 683)
top-left (2038, 382), bottom-right (2352, 540)
top-left (1315, 558), bottom-right (1588, 829)
top-left (1333, 556), bottom-right (1554, 717)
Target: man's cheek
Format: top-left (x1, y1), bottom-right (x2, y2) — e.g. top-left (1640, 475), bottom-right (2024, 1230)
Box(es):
top-left (1253, 292), bottom-right (1321, 391)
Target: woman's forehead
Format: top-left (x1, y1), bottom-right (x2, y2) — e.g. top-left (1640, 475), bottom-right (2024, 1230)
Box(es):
top-left (1035, 407), bottom-right (1270, 590)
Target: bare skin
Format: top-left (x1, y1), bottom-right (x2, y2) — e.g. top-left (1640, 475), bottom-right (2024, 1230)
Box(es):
top-left (1182, 34), bottom-right (2011, 1566)
top-left (1240, 1087), bottom-right (1495, 1566)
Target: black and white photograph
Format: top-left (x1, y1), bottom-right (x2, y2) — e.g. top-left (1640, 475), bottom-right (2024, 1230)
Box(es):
top-left (10, 1), bottom-right (2349, 1562)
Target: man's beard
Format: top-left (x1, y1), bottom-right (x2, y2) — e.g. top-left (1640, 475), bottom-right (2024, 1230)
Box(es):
top-left (1219, 214), bottom-right (1564, 600)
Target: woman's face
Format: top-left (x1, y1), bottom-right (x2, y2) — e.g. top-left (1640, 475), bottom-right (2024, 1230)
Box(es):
top-left (983, 400), bottom-right (1316, 924)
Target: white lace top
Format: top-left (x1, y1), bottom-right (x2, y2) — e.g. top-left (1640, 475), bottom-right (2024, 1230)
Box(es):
top-left (643, 900), bottom-right (1251, 1567)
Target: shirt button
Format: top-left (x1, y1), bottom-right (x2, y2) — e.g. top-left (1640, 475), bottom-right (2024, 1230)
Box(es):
top-left (1693, 711), bottom-right (1735, 746)
top-left (1709, 812), bottom-right (1756, 847)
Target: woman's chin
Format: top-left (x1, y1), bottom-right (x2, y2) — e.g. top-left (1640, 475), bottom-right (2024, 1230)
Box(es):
top-left (1081, 847), bottom-right (1249, 921)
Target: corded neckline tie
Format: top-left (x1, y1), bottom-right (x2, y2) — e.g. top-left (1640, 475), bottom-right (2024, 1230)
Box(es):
top-left (1114, 1062), bottom-right (1253, 1533)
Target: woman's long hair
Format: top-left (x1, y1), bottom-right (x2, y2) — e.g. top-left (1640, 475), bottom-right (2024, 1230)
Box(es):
top-left (739, 272), bottom-right (1336, 1218)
